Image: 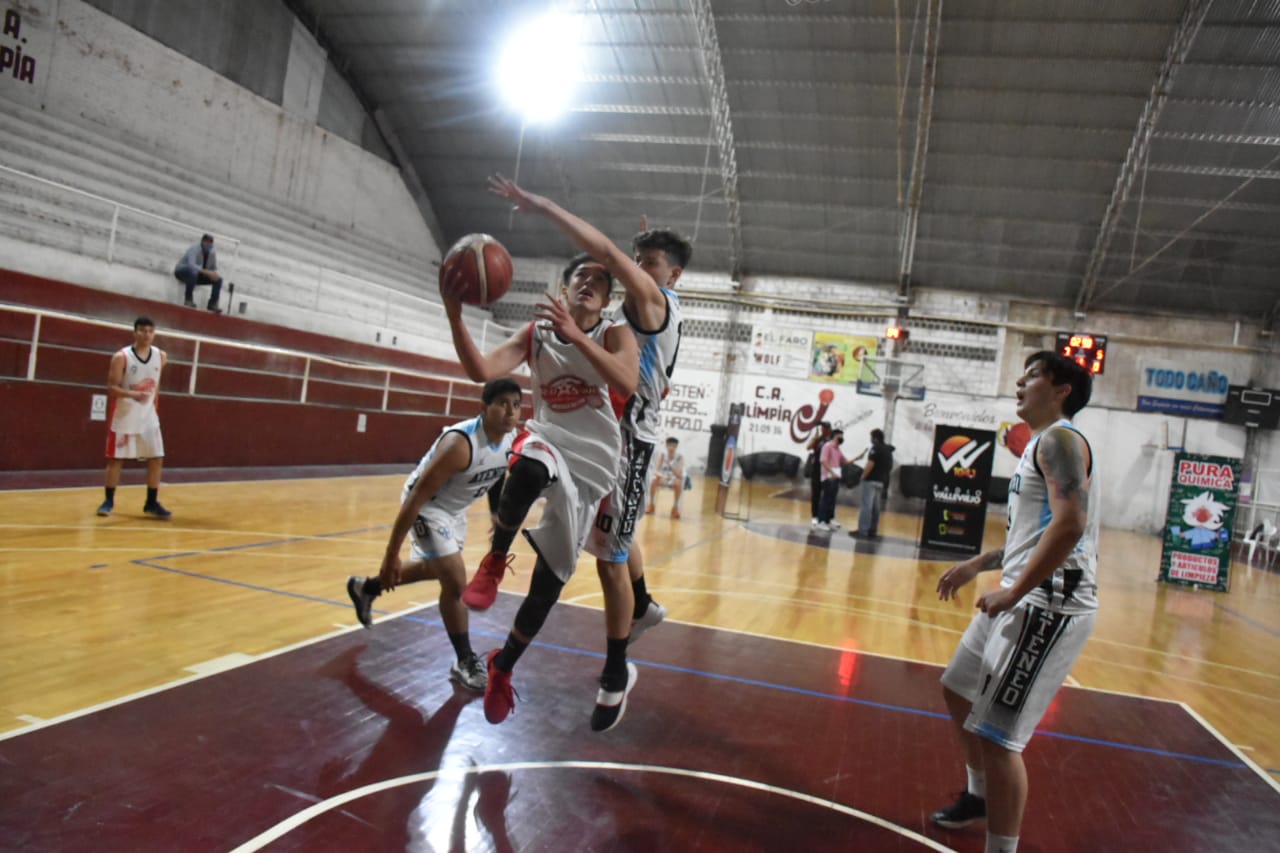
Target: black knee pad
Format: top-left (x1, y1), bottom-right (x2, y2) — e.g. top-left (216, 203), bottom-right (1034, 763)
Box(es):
top-left (513, 560), bottom-right (564, 638)
top-left (497, 457), bottom-right (550, 528)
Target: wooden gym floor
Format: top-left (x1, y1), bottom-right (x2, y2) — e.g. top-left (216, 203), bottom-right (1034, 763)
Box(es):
top-left (1, 470), bottom-right (1277, 851)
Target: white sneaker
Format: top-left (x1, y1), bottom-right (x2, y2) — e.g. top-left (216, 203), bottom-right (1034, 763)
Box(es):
top-left (628, 599), bottom-right (668, 646)
top-left (449, 653), bottom-right (488, 691)
top-left (811, 517), bottom-right (820, 528)
top-left (828, 520), bottom-right (842, 530)
top-left (815, 522), bottom-right (831, 532)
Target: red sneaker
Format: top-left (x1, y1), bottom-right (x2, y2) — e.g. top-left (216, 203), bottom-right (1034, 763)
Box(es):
top-left (483, 649), bottom-right (518, 724)
top-left (463, 552), bottom-right (515, 611)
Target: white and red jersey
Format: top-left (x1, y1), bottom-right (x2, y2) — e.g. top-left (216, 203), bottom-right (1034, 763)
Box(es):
top-left (619, 288), bottom-right (683, 444)
top-left (403, 415), bottom-right (515, 517)
top-left (522, 318), bottom-right (626, 499)
top-left (108, 346), bottom-right (163, 434)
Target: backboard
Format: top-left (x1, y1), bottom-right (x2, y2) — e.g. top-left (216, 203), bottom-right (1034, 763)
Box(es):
top-left (855, 355), bottom-right (926, 400)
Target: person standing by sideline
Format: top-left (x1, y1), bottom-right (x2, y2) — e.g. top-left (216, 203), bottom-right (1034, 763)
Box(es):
top-left (850, 428), bottom-right (893, 539)
top-left (930, 351), bottom-right (1098, 853)
top-left (806, 421), bottom-right (833, 528)
top-left (97, 316), bottom-right (171, 519)
top-left (815, 428), bottom-right (847, 531)
top-left (443, 251), bottom-right (640, 731)
top-left (173, 233), bottom-right (224, 313)
top-left (345, 378), bottom-right (523, 690)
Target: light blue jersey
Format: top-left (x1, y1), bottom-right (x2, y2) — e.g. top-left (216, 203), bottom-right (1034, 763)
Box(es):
top-left (403, 415), bottom-right (514, 517)
top-left (620, 288), bottom-right (683, 444)
top-left (1003, 418), bottom-right (1100, 614)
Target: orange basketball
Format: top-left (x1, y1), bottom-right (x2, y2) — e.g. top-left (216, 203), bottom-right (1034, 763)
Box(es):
top-left (439, 233), bottom-right (513, 306)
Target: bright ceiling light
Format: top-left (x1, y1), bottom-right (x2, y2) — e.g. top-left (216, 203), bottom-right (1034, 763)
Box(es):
top-left (496, 11), bottom-right (584, 124)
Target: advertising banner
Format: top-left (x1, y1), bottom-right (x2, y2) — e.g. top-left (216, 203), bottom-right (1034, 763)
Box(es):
top-left (1158, 452), bottom-right (1240, 592)
top-left (810, 332), bottom-right (878, 384)
top-left (1136, 357), bottom-right (1232, 418)
top-left (749, 327), bottom-right (812, 378)
top-left (920, 425), bottom-right (996, 555)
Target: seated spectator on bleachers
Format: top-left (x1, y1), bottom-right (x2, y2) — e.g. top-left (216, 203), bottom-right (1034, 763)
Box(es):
top-left (174, 233), bottom-right (224, 313)
top-left (647, 437), bottom-right (686, 519)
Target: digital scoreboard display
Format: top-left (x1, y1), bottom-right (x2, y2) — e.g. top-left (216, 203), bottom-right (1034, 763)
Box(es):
top-left (1056, 331), bottom-right (1107, 375)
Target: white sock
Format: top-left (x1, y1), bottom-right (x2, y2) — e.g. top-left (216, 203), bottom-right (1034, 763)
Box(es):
top-left (966, 764), bottom-right (986, 798)
top-left (985, 833), bottom-right (1017, 853)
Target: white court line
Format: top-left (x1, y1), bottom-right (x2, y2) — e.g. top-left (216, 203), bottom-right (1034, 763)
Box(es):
top-left (227, 761), bottom-right (957, 853)
top-left (1064, 675), bottom-right (1081, 687)
top-left (1178, 702), bottom-right (1280, 796)
top-left (15, 715), bottom-right (43, 724)
top-left (0, 601), bottom-right (438, 743)
top-left (184, 653), bottom-right (256, 676)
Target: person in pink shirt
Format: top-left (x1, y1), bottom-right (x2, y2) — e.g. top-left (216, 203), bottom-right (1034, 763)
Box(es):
top-left (816, 428), bottom-right (847, 531)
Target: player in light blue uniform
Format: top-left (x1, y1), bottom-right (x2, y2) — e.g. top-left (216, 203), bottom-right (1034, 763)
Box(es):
top-left (346, 378), bottom-right (522, 690)
top-left (931, 351), bottom-right (1098, 853)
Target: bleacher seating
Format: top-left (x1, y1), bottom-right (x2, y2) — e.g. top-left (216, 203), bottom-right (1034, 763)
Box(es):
top-left (0, 95), bottom-right (508, 362)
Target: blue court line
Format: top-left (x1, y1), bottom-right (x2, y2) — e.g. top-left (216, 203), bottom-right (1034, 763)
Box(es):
top-left (1213, 601), bottom-right (1280, 640)
top-left (127, 556), bottom-right (1253, 774)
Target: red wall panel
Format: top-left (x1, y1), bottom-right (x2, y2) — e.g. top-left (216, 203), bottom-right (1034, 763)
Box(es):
top-left (0, 380), bottom-right (452, 471)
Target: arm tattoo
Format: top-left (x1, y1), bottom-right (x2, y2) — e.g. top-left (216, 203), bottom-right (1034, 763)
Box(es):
top-left (1039, 428), bottom-right (1089, 512)
top-left (977, 548), bottom-right (1004, 571)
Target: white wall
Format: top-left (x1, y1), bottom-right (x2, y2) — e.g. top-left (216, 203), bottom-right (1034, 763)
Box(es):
top-left (2, 0), bottom-right (434, 254)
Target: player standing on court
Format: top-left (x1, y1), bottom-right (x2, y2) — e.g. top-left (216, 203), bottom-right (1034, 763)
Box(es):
top-left (483, 176), bottom-right (691, 649)
top-left (345, 378), bottom-right (523, 690)
top-left (444, 250), bottom-right (639, 730)
top-left (931, 351), bottom-right (1098, 853)
top-left (97, 316), bottom-right (171, 519)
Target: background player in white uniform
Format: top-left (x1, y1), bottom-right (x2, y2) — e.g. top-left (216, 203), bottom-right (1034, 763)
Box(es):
top-left (487, 176), bottom-right (690, 649)
top-left (647, 437), bottom-right (686, 517)
top-left (97, 316), bottom-right (170, 519)
top-left (345, 378), bottom-right (522, 690)
top-left (932, 351), bottom-right (1098, 853)
top-left (442, 251), bottom-right (639, 731)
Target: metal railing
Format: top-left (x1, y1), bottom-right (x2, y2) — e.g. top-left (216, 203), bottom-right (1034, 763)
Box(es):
top-left (5, 304), bottom-right (491, 417)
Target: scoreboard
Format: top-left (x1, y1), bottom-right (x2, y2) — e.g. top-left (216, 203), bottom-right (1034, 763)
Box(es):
top-left (1056, 331), bottom-right (1107, 375)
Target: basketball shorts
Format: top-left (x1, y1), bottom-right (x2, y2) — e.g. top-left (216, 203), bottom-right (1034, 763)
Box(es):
top-left (941, 601), bottom-right (1095, 752)
top-left (104, 424), bottom-right (165, 460)
top-left (514, 433), bottom-right (608, 584)
top-left (586, 431), bottom-right (656, 563)
top-left (403, 500), bottom-right (466, 561)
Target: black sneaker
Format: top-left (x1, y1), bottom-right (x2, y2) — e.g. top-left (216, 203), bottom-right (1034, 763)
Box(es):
top-left (183, 300), bottom-right (198, 308)
top-left (142, 502), bottom-right (172, 519)
top-left (207, 305), bottom-right (223, 314)
top-left (96, 500), bottom-right (114, 517)
top-left (590, 662), bottom-right (638, 732)
top-left (930, 791), bottom-right (986, 828)
top-left (346, 577), bottom-right (376, 629)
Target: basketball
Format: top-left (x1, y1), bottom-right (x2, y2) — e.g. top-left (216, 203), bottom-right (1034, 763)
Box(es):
top-left (439, 233), bottom-right (513, 306)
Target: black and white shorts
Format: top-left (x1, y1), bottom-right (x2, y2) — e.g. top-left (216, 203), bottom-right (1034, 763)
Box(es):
top-left (941, 601), bottom-right (1095, 752)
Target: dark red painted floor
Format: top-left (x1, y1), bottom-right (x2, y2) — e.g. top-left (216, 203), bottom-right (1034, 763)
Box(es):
top-left (2, 596), bottom-right (1276, 852)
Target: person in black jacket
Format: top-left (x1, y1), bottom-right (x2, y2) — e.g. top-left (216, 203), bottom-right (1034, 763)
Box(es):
top-left (806, 421), bottom-right (832, 528)
top-left (850, 428), bottom-right (893, 539)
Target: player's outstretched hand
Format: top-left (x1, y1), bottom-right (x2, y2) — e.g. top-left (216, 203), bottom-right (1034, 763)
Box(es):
top-left (487, 174), bottom-right (543, 213)
top-left (438, 262), bottom-right (468, 309)
top-left (936, 559), bottom-right (979, 601)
